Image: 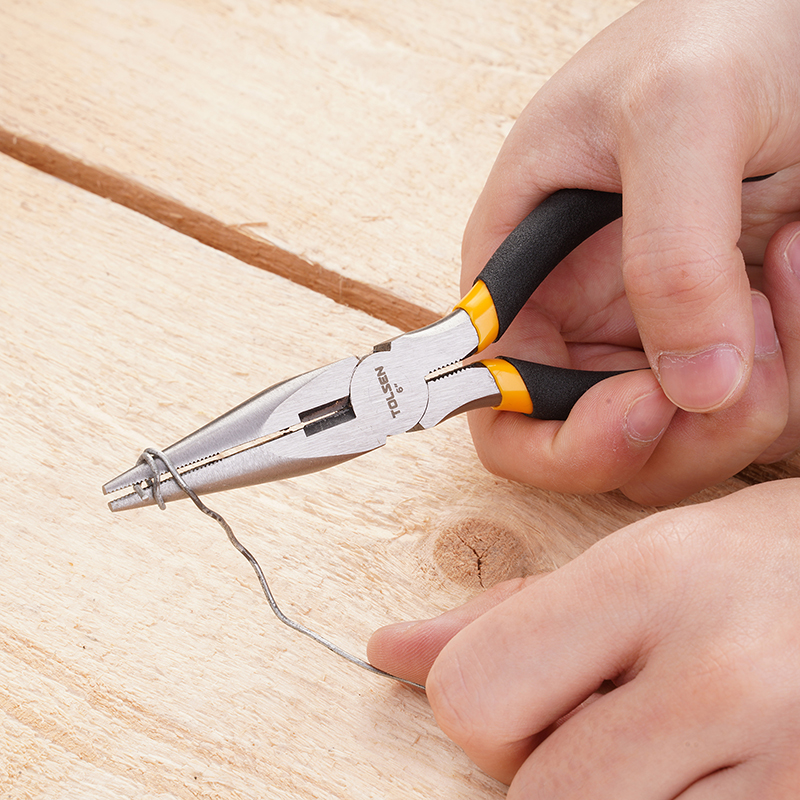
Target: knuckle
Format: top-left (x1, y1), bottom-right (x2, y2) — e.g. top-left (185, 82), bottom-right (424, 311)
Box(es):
top-left (732, 383), bottom-right (789, 449)
top-left (615, 36), bottom-right (737, 131)
top-left (754, 442), bottom-right (798, 465)
top-left (746, 407), bottom-right (789, 449)
top-left (601, 508), bottom-right (710, 594)
top-left (624, 239), bottom-right (739, 317)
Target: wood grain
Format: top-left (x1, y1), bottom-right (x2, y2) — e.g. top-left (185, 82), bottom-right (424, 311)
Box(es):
top-left (2, 1), bottom-right (796, 796)
top-left (0, 0), bottom-right (639, 316)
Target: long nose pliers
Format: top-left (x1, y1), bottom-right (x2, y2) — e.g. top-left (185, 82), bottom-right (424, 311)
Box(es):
top-left (103, 189), bottom-right (626, 510)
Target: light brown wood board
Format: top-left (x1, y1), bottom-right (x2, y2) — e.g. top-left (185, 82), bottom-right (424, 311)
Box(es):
top-left (0, 0), bottom-right (640, 326)
top-left (2, 1), bottom-right (799, 797)
top-left (0, 141), bottom-right (778, 797)
top-left (0, 152), bottom-right (653, 798)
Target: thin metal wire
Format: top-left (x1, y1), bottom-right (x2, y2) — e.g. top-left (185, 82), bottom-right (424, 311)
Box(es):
top-left (137, 448), bottom-right (425, 691)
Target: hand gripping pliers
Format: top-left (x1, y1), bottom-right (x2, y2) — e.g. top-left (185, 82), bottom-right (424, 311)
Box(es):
top-left (103, 189), bottom-right (625, 510)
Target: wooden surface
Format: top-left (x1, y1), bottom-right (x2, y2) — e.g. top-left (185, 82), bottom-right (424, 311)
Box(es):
top-left (0, 0), bottom-right (639, 325)
top-left (0, 2), bottom-right (792, 799)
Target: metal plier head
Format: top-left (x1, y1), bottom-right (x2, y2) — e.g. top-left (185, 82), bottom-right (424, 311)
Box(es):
top-left (103, 308), bottom-right (502, 510)
top-left (104, 189), bottom-right (628, 511)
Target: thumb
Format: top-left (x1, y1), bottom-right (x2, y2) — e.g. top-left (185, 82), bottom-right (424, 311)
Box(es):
top-left (367, 575), bottom-right (546, 688)
top-left (619, 128), bottom-right (754, 412)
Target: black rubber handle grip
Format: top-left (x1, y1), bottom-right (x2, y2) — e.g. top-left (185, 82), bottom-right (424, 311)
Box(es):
top-left (499, 357), bottom-right (630, 420)
top-left (475, 189), bottom-right (623, 338)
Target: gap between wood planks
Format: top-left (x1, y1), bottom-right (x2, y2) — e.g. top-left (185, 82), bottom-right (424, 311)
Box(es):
top-left (0, 127), bottom-right (439, 333)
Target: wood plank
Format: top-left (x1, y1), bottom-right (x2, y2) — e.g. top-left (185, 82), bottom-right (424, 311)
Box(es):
top-left (0, 0), bottom-right (639, 320)
top-left (3, 151), bottom-right (749, 798)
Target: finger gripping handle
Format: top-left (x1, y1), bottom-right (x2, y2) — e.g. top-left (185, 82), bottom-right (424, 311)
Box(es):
top-left (476, 189), bottom-right (623, 338)
top-left (500, 357), bottom-right (627, 420)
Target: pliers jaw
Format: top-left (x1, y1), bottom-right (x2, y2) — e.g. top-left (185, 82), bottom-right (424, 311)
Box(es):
top-left (103, 309), bottom-right (496, 511)
top-left (103, 356), bottom-right (357, 509)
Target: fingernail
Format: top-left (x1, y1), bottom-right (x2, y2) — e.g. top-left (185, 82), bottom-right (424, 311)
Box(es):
top-left (624, 389), bottom-right (673, 444)
top-left (656, 346), bottom-right (745, 412)
top-left (784, 230), bottom-right (800, 279)
top-left (752, 292), bottom-right (778, 357)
